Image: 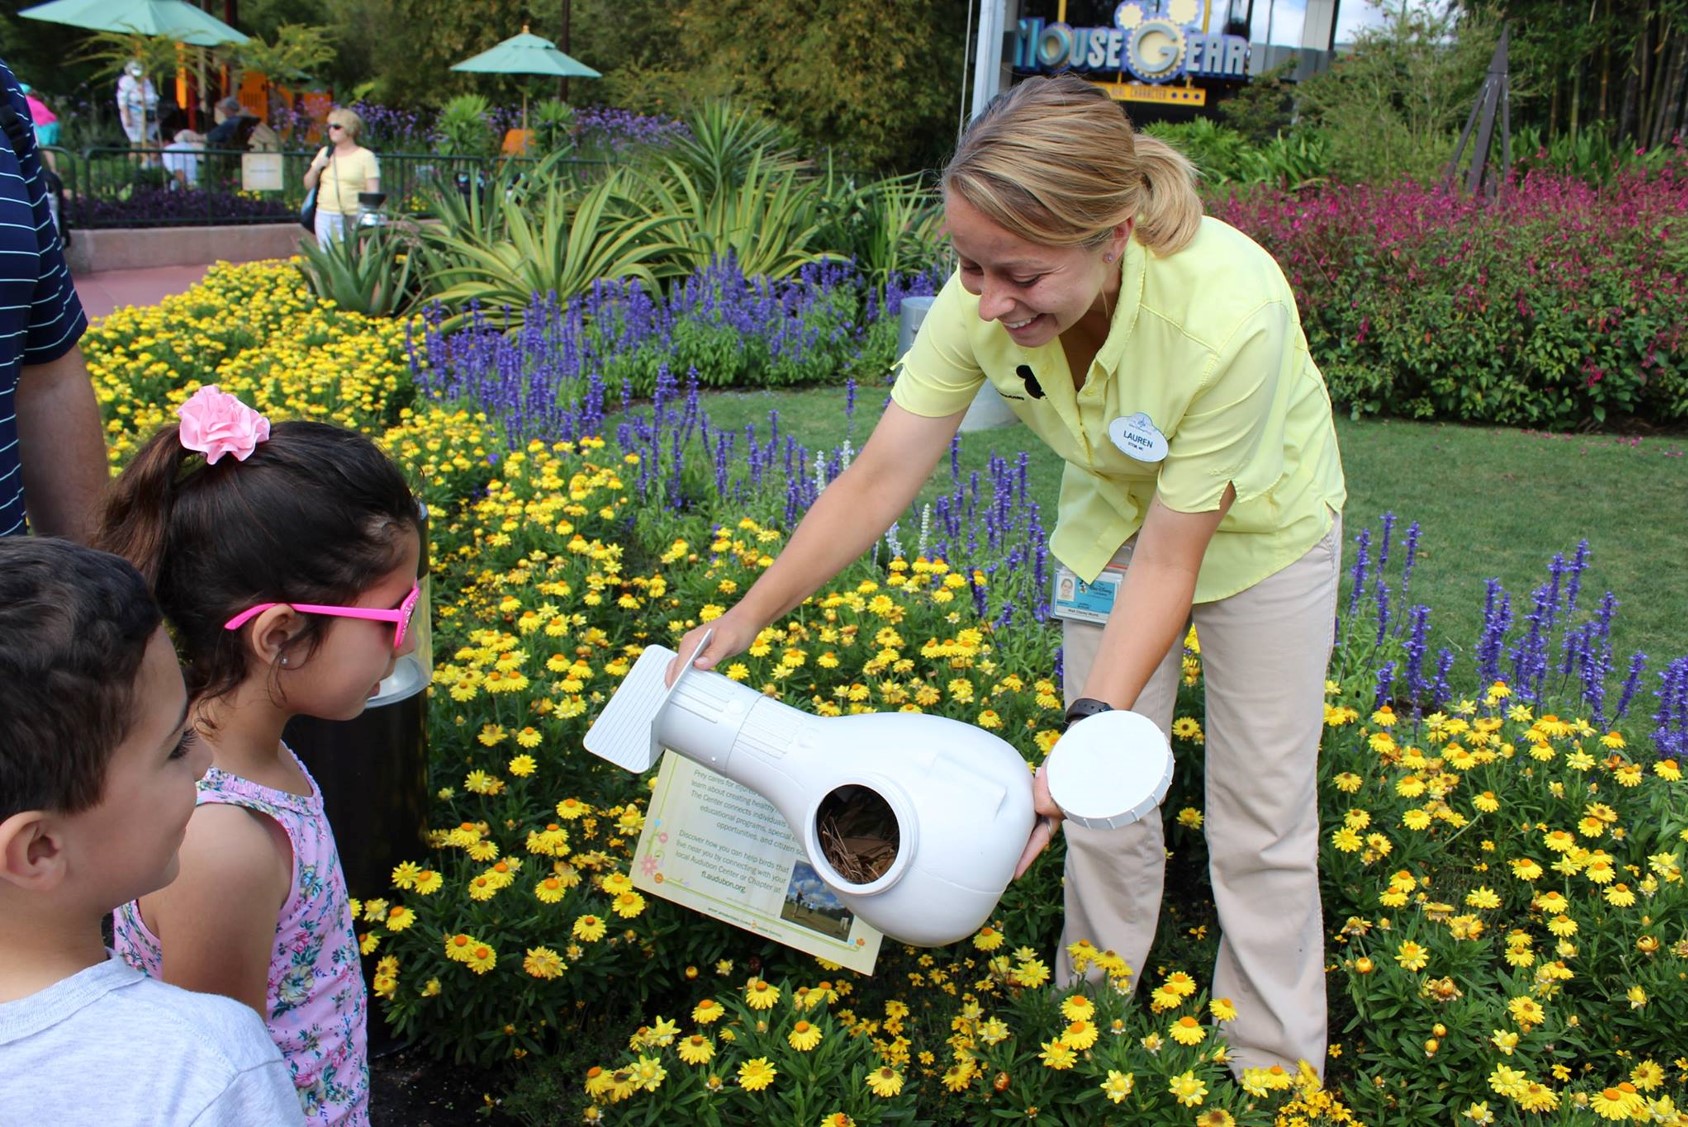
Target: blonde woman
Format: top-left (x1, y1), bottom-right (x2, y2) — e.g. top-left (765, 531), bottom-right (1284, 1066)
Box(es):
top-left (674, 74), bottom-right (1346, 1077)
top-left (301, 107), bottom-right (379, 244)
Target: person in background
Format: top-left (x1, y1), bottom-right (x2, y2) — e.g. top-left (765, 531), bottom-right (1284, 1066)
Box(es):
top-left (116, 60), bottom-right (160, 162)
top-left (673, 74), bottom-right (1346, 1077)
top-left (206, 95), bottom-right (258, 150)
top-left (162, 128), bottom-right (205, 190)
top-left (301, 107), bottom-right (378, 245)
top-left (19, 82), bottom-right (56, 173)
top-left (0, 61), bottom-right (107, 542)
top-left (0, 537), bottom-right (306, 1126)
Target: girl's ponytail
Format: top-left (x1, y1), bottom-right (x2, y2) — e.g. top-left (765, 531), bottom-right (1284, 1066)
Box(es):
top-left (93, 424), bottom-right (194, 589)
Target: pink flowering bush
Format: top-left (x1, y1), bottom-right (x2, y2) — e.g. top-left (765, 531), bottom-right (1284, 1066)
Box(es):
top-left (1212, 151), bottom-right (1688, 429)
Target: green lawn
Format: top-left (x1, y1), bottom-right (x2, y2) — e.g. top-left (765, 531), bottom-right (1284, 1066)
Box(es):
top-left (692, 385), bottom-right (1688, 674)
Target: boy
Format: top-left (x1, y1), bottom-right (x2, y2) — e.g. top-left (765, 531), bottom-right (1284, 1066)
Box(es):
top-left (0, 538), bottom-right (304, 1124)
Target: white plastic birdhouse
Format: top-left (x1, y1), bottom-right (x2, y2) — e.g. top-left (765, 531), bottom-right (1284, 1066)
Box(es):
top-left (586, 640), bottom-right (1038, 946)
top-left (584, 638), bottom-right (1174, 948)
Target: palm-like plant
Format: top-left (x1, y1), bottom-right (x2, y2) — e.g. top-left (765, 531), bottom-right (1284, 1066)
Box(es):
top-left (817, 169), bottom-right (945, 287)
top-left (222, 24), bottom-right (335, 87)
top-left (655, 100), bottom-right (807, 194)
top-left (296, 222), bottom-right (423, 318)
top-left (81, 31), bottom-right (209, 148)
top-left (421, 167), bottom-right (686, 330)
top-left (637, 149), bottom-right (839, 279)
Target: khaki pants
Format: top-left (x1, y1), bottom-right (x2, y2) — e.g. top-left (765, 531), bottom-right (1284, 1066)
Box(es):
top-left (1057, 514), bottom-right (1341, 1075)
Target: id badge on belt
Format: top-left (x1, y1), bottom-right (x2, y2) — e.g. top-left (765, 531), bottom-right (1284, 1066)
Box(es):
top-left (1049, 562), bottom-right (1128, 625)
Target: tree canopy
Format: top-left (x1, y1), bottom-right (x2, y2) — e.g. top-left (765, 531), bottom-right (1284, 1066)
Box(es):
top-left (1457, 0), bottom-right (1688, 146)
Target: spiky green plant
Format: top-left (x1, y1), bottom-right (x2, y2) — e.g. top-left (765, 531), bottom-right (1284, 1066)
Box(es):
top-left (421, 167), bottom-right (686, 331)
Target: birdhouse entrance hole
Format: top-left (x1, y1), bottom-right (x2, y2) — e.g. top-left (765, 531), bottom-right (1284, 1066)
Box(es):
top-left (816, 785), bottom-right (900, 885)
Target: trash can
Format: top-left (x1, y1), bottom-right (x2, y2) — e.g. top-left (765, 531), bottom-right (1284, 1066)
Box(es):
top-left (354, 190), bottom-right (387, 230)
top-left (898, 296), bottom-right (1016, 432)
top-left (284, 502), bottom-right (432, 1053)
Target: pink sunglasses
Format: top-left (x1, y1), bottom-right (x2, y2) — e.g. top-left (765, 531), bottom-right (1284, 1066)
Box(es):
top-left (224, 583), bottom-right (421, 652)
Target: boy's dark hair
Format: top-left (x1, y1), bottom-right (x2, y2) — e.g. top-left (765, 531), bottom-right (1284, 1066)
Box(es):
top-left (96, 419), bottom-right (417, 703)
top-left (0, 538), bottom-right (163, 819)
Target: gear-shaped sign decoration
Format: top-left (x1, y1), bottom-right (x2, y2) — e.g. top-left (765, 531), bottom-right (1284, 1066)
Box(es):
top-left (1126, 17), bottom-right (1187, 82)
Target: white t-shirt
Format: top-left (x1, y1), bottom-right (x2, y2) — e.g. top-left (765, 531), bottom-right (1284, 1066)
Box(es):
top-left (162, 142), bottom-right (201, 187)
top-left (0, 955), bottom-right (304, 1125)
top-left (116, 74), bottom-right (159, 116)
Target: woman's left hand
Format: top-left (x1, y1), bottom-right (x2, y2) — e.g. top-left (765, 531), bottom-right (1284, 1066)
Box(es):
top-left (1013, 763), bottom-right (1062, 879)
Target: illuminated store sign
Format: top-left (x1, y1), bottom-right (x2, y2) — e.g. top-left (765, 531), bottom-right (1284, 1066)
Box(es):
top-left (1014, 0), bottom-right (1249, 84)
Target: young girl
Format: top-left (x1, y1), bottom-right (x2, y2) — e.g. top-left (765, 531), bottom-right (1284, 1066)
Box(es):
top-left (97, 386), bottom-right (420, 1126)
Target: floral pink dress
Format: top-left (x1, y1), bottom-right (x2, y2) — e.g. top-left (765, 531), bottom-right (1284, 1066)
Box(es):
top-left (113, 748), bottom-right (370, 1126)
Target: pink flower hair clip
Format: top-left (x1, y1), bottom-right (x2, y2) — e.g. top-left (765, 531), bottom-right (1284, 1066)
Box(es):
top-left (177, 385), bottom-right (271, 464)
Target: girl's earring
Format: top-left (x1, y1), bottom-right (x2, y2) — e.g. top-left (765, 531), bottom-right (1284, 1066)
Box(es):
top-left (279, 655), bottom-right (289, 667)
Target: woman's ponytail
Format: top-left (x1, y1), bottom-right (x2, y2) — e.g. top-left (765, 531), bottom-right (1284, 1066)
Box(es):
top-left (1129, 133), bottom-right (1203, 257)
top-left (944, 75), bottom-right (1207, 256)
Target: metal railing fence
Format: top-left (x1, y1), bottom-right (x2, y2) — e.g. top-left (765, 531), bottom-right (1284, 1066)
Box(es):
top-left (43, 145), bottom-right (612, 230)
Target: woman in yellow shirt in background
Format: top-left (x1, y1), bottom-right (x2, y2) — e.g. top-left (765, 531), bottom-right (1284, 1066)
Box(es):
top-left (302, 107), bottom-right (379, 245)
top-left (675, 74), bottom-right (1346, 1076)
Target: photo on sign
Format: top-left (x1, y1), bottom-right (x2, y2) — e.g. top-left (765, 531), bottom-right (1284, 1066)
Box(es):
top-left (779, 860), bottom-right (854, 941)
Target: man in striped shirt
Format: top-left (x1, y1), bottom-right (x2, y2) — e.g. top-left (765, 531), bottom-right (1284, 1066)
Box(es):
top-left (0, 60), bottom-right (105, 541)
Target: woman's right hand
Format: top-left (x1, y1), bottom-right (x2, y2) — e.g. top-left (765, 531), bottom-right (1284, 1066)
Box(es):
top-left (666, 607), bottom-right (763, 686)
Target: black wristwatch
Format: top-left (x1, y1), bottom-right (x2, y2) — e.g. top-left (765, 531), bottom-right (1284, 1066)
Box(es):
top-left (1062, 697), bottom-right (1114, 732)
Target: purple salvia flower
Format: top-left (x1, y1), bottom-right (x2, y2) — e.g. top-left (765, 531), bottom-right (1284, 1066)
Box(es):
top-left (1374, 661), bottom-right (1396, 711)
top-left (1430, 648), bottom-right (1455, 710)
top-left (1347, 529), bottom-right (1371, 619)
top-left (1565, 539), bottom-right (1590, 614)
top-left (1399, 521), bottom-right (1421, 603)
top-left (1476, 580), bottom-right (1512, 687)
top-left (1615, 652), bottom-right (1648, 722)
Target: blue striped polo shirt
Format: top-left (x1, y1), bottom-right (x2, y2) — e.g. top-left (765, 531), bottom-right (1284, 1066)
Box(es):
top-left (0, 60), bottom-right (88, 536)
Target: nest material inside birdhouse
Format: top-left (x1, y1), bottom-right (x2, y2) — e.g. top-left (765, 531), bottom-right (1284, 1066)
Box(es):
top-left (816, 785), bottom-right (899, 885)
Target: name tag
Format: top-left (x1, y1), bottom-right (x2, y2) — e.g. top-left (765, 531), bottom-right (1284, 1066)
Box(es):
top-left (1050, 563), bottom-right (1127, 625)
top-left (1107, 412), bottom-right (1168, 463)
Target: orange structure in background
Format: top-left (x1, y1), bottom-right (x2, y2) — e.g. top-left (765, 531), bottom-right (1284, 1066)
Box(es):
top-left (233, 71), bottom-right (333, 145)
top-left (151, 60), bottom-right (335, 143)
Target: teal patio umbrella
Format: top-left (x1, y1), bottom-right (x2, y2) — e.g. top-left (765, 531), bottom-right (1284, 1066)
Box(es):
top-left (451, 29), bottom-right (601, 80)
top-left (452, 28), bottom-right (601, 131)
top-left (19, 0), bottom-right (249, 46)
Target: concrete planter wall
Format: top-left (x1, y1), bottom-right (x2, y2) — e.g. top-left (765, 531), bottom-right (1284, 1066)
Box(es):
top-left (66, 223), bottom-right (307, 275)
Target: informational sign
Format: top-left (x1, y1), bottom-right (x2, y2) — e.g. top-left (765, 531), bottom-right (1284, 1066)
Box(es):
top-left (240, 152), bottom-right (284, 192)
top-left (632, 751), bottom-right (884, 975)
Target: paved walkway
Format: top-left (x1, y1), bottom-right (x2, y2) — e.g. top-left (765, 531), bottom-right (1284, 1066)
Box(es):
top-left (74, 264), bottom-right (213, 322)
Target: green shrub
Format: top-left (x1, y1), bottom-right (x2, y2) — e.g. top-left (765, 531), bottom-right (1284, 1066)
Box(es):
top-left (436, 93), bottom-right (499, 160)
top-left (530, 98), bottom-right (578, 156)
top-left (1213, 161), bottom-right (1688, 429)
top-left (296, 222), bottom-right (424, 318)
top-left (421, 166), bottom-right (687, 330)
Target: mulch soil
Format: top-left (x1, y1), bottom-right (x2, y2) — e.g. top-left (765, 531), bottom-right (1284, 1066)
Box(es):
top-left (371, 1044), bottom-right (519, 1126)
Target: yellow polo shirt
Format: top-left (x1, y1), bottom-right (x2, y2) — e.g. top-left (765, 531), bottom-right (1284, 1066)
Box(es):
top-left (892, 216), bottom-right (1345, 604)
top-left (317, 147), bottom-right (379, 215)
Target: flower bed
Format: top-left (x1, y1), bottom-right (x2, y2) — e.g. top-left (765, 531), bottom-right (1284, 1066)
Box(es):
top-left (71, 186), bottom-right (299, 229)
top-left (83, 262), bottom-right (1688, 1125)
top-left (1210, 154), bottom-right (1688, 430)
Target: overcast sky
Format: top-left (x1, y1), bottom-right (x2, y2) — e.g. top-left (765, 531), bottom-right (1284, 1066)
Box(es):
top-left (1255, 0), bottom-right (1396, 46)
